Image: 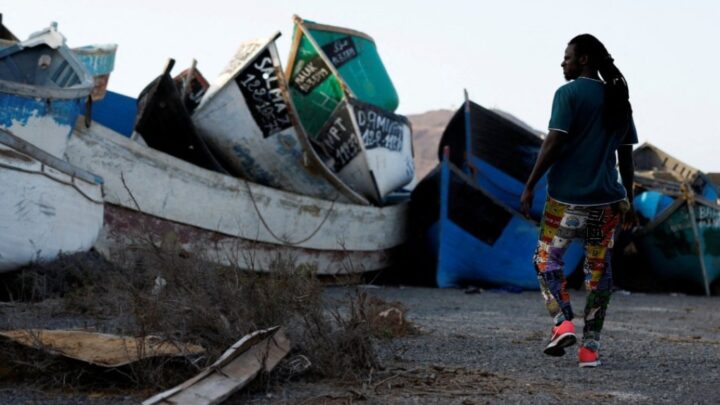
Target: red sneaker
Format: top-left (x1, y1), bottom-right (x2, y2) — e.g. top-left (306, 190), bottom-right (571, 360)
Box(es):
top-left (543, 320), bottom-right (577, 357)
top-left (578, 346), bottom-right (601, 367)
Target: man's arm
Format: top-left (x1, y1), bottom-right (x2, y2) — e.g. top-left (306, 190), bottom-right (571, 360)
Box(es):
top-left (617, 144), bottom-right (636, 230)
top-left (520, 129), bottom-right (571, 217)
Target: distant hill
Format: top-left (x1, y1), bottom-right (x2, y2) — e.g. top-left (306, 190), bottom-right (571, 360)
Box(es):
top-left (407, 109), bottom-right (454, 180)
top-left (407, 108), bottom-right (544, 180)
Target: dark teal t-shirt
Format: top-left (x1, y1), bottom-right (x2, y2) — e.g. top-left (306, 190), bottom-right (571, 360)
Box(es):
top-left (547, 77), bottom-right (638, 205)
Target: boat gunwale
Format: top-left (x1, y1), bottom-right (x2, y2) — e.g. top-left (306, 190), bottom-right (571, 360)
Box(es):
top-left (0, 128), bottom-right (103, 185)
top-left (293, 15), bottom-right (375, 43)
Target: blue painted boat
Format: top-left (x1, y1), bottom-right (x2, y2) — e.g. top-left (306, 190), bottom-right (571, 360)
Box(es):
top-left (0, 23), bottom-right (93, 157)
top-left (72, 43), bottom-right (118, 101)
top-left (411, 149), bottom-right (584, 289)
top-left (437, 98), bottom-right (549, 221)
top-left (633, 143), bottom-right (720, 295)
top-left (90, 90), bottom-right (137, 137)
top-left (409, 96), bottom-right (583, 289)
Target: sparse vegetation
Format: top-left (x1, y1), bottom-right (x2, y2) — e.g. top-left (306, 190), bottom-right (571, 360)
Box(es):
top-left (0, 243), bottom-right (417, 395)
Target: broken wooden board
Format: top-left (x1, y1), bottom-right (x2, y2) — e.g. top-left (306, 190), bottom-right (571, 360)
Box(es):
top-left (143, 326), bottom-right (290, 405)
top-left (0, 329), bottom-right (205, 367)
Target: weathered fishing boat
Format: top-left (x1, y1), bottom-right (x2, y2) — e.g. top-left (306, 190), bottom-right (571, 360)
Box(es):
top-left (438, 97), bottom-right (549, 220)
top-left (632, 143), bottom-right (720, 295)
top-left (313, 97), bottom-right (415, 203)
top-left (135, 59), bottom-right (227, 173)
top-left (286, 16), bottom-right (413, 203)
top-left (0, 23), bottom-right (93, 157)
top-left (286, 15), bottom-right (399, 137)
top-left (90, 90), bottom-right (137, 137)
top-left (408, 95), bottom-right (583, 289)
top-left (72, 43), bottom-right (117, 101)
top-left (411, 149), bottom-right (584, 289)
top-left (192, 33), bottom-right (366, 204)
top-left (65, 120), bottom-right (408, 275)
top-left (0, 128), bottom-right (104, 272)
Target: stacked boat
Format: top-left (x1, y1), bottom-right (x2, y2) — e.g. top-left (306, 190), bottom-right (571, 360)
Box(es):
top-left (61, 16), bottom-right (412, 275)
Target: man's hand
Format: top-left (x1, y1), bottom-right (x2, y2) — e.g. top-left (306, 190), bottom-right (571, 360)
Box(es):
top-left (520, 186), bottom-right (534, 219)
top-left (622, 205), bottom-right (637, 231)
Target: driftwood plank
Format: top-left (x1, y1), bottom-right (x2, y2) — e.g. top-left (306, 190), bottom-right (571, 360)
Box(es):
top-left (143, 326), bottom-right (290, 405)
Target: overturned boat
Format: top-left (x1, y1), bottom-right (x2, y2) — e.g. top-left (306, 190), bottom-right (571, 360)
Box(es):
top-left (632, 143), bottom-right (720, 295)
top-left (409, 96), bottom-right (583, 289)
top-left (286, 16), bottom-right (413, 204)
top-left (0, 23), bottom-right (93, 157)
top-left (0, 128), bottom-right (103, 272)
top-left (65, 120), bottom-right (408, 275)
top-left (192, 33), bottom-right (366, 204)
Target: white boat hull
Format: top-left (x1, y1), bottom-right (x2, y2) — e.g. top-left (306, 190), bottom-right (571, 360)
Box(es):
top-left (193, 35), bottom-right (366, 205)
top-left (65, 121), bottom-right (408, 274)
top-left (0, 130), bottom-right (104, 272)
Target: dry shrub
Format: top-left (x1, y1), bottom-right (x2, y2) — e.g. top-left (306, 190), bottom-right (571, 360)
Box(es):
top-left (0, 242), bottom-right (420, 390)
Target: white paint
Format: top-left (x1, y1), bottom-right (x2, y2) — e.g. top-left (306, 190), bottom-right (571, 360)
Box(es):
top-left (5, 112), bottom-right (73, 158)
top-left (65, 120), bottom-right (408, 252)
top-left (0, 143), bottom-right (104, 272)
top-left (194, 37), bottom-right (363, 204)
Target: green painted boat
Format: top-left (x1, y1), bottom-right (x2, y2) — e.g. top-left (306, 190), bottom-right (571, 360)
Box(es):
top-left (633, 143), bottom-right (720, 295)
top-left (285, 15), bottom-right (399, 137)
top-left (634, 195), bottom-right (720, 295)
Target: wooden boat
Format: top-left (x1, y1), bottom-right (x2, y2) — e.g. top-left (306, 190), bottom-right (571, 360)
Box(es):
top-left (135, 59), bottom-right (227, 173)
top-left (410, 149), bottom-right (584, 289)
top-left (632, 143), bottom-right (720, 295)
top-left (0, 23), bottom-right (93, 158)
top-left (72, 43), bottom-right (118, 101)
top-left (285, 16), bottom-right (413, 203)
top-left (408, 95), bottom-right (583, 289)
top-left (192, 33), bottom-right (366, 204)
top-left (0, 128), bottom-right (103, 272)
top-left (438, 96), bottom-right (549, 221)
top-left (64, 120), bottom-right (408, 275)
top-left (286, 15), bottom-right (399, 137)
top-left (313, 97), bottom-right (415, 204)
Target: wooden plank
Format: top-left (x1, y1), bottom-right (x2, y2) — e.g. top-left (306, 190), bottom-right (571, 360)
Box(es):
top-left (143, 327), bottom-right (290, 405)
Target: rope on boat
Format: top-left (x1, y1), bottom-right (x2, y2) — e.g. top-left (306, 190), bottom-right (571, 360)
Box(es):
top-left (243, 177), bottom-right (338, 246)
top-left (0, 161), bottom-right (104, 204)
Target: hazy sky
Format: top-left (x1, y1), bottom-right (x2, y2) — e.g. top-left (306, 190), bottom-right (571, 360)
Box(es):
top-left (5, 1), bottom-right (719, 171)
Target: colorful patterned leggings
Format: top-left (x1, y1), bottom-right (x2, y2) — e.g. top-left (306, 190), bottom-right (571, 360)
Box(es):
top-left (533, 197), bottom-right (624, 345)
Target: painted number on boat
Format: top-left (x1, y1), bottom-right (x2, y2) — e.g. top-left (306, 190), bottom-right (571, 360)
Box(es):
top-left (321, 36), bottom-right (358, 68)
top-left (291, 55), bottom-right (332, 95)
top-left (235, 48), bottom-right (292, 138)
top-left (313, 106), bottom-right (361, 172)
top-left (354, 105), bottom-right (404, 152)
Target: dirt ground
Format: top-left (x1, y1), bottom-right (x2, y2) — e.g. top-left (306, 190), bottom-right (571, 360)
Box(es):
top-left (2, 285), bottom-right (720, 404)
top-left (241, 286), bottom-right (720, 404)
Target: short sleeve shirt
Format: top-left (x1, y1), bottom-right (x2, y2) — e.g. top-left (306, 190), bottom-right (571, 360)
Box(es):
top-left (546, 77), bottom-right (638, 205)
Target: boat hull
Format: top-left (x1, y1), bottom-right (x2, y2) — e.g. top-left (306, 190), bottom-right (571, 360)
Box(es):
top-left (634, 199), bottom-right (720, 290)
top-left (65, 120), bottom-right (408, 274)
top-left (315, 98), bottom-right (414, 204)
top-left (0, 129), bottom-right (103, 272)
top-left (412, 158), bottom-right (583, 289)
top-left (194, 35), bottom-right (364, 204)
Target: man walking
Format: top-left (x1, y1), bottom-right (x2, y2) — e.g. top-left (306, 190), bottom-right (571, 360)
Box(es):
top-left (520, 34), bottom-right (637, 367)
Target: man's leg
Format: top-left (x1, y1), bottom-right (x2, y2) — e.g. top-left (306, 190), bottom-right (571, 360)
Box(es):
top-left (579, 204), bottom-right (622, 366)
top-left (534, 198), bottom-right (584, 356)
top-left (534, 198), bottom-right (583, 324)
